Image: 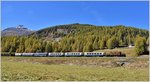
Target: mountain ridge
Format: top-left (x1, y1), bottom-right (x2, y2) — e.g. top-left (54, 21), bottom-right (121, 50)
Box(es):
top-left (2, 25), bottom-right (34, 36)
top-left (1, 23), bottom-right (149, 53)
top-left (30, 23), bottom-right (148, 41)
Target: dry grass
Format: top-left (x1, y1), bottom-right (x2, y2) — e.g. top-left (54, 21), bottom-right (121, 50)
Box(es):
top-left (94, 47), bottom-right (138, 57)
top-left (1, 57), bottom-right (149, 81)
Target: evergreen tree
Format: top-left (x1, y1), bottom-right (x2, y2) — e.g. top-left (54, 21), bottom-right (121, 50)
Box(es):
top-left (134, 36), bottom-right (147, 55)
top-left (93, 37), bottom-right (99, 50)
top-left (146, 38), bottom-right (149, 46)
top-left (106, 37), bottom-right (115, 49)
top-left (45, 43), bottom-right (52, 52)
top-left (83, 42), bottom-right (93, 52)
top-left (99, 40), bottom-right (105, 49)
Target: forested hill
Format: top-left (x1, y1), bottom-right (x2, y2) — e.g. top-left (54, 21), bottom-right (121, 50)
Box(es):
top-left (30, 23), bottom-right (95, 39)
top-left (1, 23), bottom-right (149, 53)
top-left (31, 23), bottom-right (148, 40)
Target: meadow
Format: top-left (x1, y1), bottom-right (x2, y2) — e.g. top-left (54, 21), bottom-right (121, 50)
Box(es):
top-left (1, 56), bottom-right (149, 81)
top-left (94, 47), bottom-right (149, 57)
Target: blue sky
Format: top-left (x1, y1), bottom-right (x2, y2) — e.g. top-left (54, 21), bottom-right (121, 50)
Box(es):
top-left (2, 1), bottom-right (149, 30)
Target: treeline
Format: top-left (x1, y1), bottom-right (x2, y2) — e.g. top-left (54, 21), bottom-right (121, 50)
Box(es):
top-left (1, 24), bottom-right (149, 55)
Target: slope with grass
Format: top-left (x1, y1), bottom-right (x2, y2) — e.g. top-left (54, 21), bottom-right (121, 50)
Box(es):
top-left (94, 47), bottom-right (149, 57)
top-left (94, 47), bottom-right (136, 57)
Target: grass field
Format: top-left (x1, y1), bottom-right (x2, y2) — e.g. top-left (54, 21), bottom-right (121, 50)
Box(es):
top-left (94, 47), bottom-right (139, 57)
top-left (1, 57), bottom-right (149, 81)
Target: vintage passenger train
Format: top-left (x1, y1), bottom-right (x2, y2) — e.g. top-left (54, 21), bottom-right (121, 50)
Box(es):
top-left (15, 52), bottom-right (105, 57)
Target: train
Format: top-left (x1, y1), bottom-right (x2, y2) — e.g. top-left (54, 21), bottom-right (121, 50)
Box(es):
top-left (13, 52), bottom-right (126, 57)
top-left (14, 52), bottom-right (105, 57)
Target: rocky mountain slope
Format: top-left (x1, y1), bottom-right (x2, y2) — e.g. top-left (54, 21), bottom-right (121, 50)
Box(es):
top-left (2, 25), bottom-right (34, 36)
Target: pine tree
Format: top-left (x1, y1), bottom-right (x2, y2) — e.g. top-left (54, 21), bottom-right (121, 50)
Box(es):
top-left (45, 43), bottom-right (52, 52)
top-left (134, 36), bottom-right (147, 55)
top-left (99, 39), bottom-right (106, 49)
top-left (146, 38), bottom-right (149, 46)
top-left (83, 42), bottom-right (93, 52)
top-left (93, 37), bottom-right (99, 50)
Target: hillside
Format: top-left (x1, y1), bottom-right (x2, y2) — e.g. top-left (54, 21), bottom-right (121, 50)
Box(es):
top-left (31, 23), bottom-right (94, 40)
top-left (31, 23), bottom-right (149, 45)
top-left (31, 23), bottom-right (148, 41)
top-left (1, 23), bottom-right (149, 54)
top-left (2, 25), bottom-right (34, 36)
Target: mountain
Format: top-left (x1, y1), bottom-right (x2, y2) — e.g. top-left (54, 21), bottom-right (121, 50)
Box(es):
top-left (31, 23), bottom-right (148, 42)
top-left (30, 23), bottom-right (95, 40)
top-left (2, 25), bottom-right (34, 36)
top-left (1, 23), bottom-right (149, 53)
